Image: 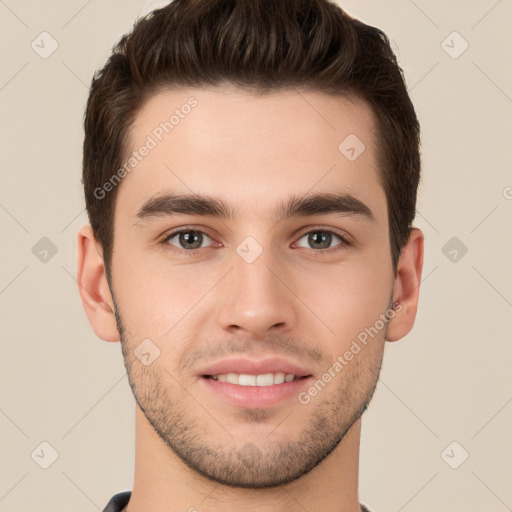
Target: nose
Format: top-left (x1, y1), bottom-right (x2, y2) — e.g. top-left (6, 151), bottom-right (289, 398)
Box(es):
top-left (216, 249), bottom-right (298, 339)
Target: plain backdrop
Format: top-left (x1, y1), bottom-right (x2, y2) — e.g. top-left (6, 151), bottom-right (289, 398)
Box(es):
top-left (0, 1), bottom-right (511, 511)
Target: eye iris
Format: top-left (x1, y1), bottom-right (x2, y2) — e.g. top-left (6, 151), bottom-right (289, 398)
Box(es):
top-left (180, 231), bottom-right (202, 249)
top-left (309, 231), bottom-right (331, 249)
top-left (172, 230), bottom-right (338, 251)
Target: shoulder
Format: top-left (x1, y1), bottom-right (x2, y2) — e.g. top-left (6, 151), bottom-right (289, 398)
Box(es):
top-left (102, 491), bottom-right (132, 512)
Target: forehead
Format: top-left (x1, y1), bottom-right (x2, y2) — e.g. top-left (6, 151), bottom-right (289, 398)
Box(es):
top-left (117, 86), bottom-right (387, 226)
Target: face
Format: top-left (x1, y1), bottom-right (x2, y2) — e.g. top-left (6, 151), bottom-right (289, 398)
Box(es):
top-left (109, 86), bottom-right (395, 487)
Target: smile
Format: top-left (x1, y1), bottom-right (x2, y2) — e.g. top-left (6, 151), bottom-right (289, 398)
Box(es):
top-left (205, 372), bottom-right (304, 386)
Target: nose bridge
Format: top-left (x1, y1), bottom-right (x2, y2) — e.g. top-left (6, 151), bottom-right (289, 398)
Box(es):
top-left (216, 237), bottom-right (297, 336)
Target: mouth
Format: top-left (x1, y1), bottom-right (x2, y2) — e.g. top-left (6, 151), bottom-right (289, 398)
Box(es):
top-left (203, 372), bottom-right (310, 386)
top-left (197, 356), bottom-right (313, 381)
top-left (200, 372), bottom-right (314, 408)
top-left (197, 357), bottom-right (314, 408)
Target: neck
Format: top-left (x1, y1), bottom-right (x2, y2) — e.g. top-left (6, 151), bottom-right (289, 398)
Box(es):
top-left (125, 406), bottom-right (363, 512)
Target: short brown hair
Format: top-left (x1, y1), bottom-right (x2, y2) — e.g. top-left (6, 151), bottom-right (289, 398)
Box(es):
top-left (82, 0), bottom-right (421, 278)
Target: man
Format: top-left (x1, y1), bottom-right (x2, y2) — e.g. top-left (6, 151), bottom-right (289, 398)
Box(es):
top-left (76, 0), bottom-right (424, 510)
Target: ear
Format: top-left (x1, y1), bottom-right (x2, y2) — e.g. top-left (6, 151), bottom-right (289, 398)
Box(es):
top-left (76, 224), bottom-right (121, 342)
top-left (385, 227), bottom-right (424, 342)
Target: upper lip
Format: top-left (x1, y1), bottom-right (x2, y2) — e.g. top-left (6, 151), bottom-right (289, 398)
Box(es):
top-left (198, 357), bottom-right (313, 378)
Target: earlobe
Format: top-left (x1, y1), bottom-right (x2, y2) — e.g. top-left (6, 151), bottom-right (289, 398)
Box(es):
top-left (386, 227), bottom-right (424, 342)
top-left (76, 224), bottom-right (121, 342)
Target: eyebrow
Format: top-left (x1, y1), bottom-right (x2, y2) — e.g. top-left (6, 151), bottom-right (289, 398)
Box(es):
top-left (135, 191), bottom-right (375, 224)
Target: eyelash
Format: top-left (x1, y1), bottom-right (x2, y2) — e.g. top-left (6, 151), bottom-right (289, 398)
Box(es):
top-left (161, 226), bottom-right (351, 257)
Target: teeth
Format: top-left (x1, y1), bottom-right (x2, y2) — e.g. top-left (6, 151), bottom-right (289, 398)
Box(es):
top-left (238, 374), bottom-right (256, 386)
top-left (273, 372), bottom-right (285, 384)
top-left (209, 372), bottom-right (299, 386)
top-left (256, 373), bottom-right (273, 386)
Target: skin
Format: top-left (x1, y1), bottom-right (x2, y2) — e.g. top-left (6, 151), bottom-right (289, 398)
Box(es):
top-left (77, 86), bottom-right (423, 512)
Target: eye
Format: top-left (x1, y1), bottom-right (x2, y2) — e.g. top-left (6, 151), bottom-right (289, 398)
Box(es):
top-left (294, 229), bottom-right (349, 251)
top-left (163, 229), bottom-right (216, 253)
top-left (161, 227), bottom-right (350, 257)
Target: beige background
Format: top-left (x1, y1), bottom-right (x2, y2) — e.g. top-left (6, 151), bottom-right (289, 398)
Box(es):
top-left (0, 0), bottom-right (511, 510)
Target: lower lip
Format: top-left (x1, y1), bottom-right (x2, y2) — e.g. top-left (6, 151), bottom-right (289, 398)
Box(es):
top-left (199, 376), bottom-right (313, 408)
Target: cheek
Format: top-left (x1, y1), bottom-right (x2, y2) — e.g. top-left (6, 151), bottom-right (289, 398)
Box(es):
top-left (111, 251), bottom-right (182, 337)
top-left (113, 253), bottom-right (230, 343)
top-left (301, 260), bottom-right (391, 345)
